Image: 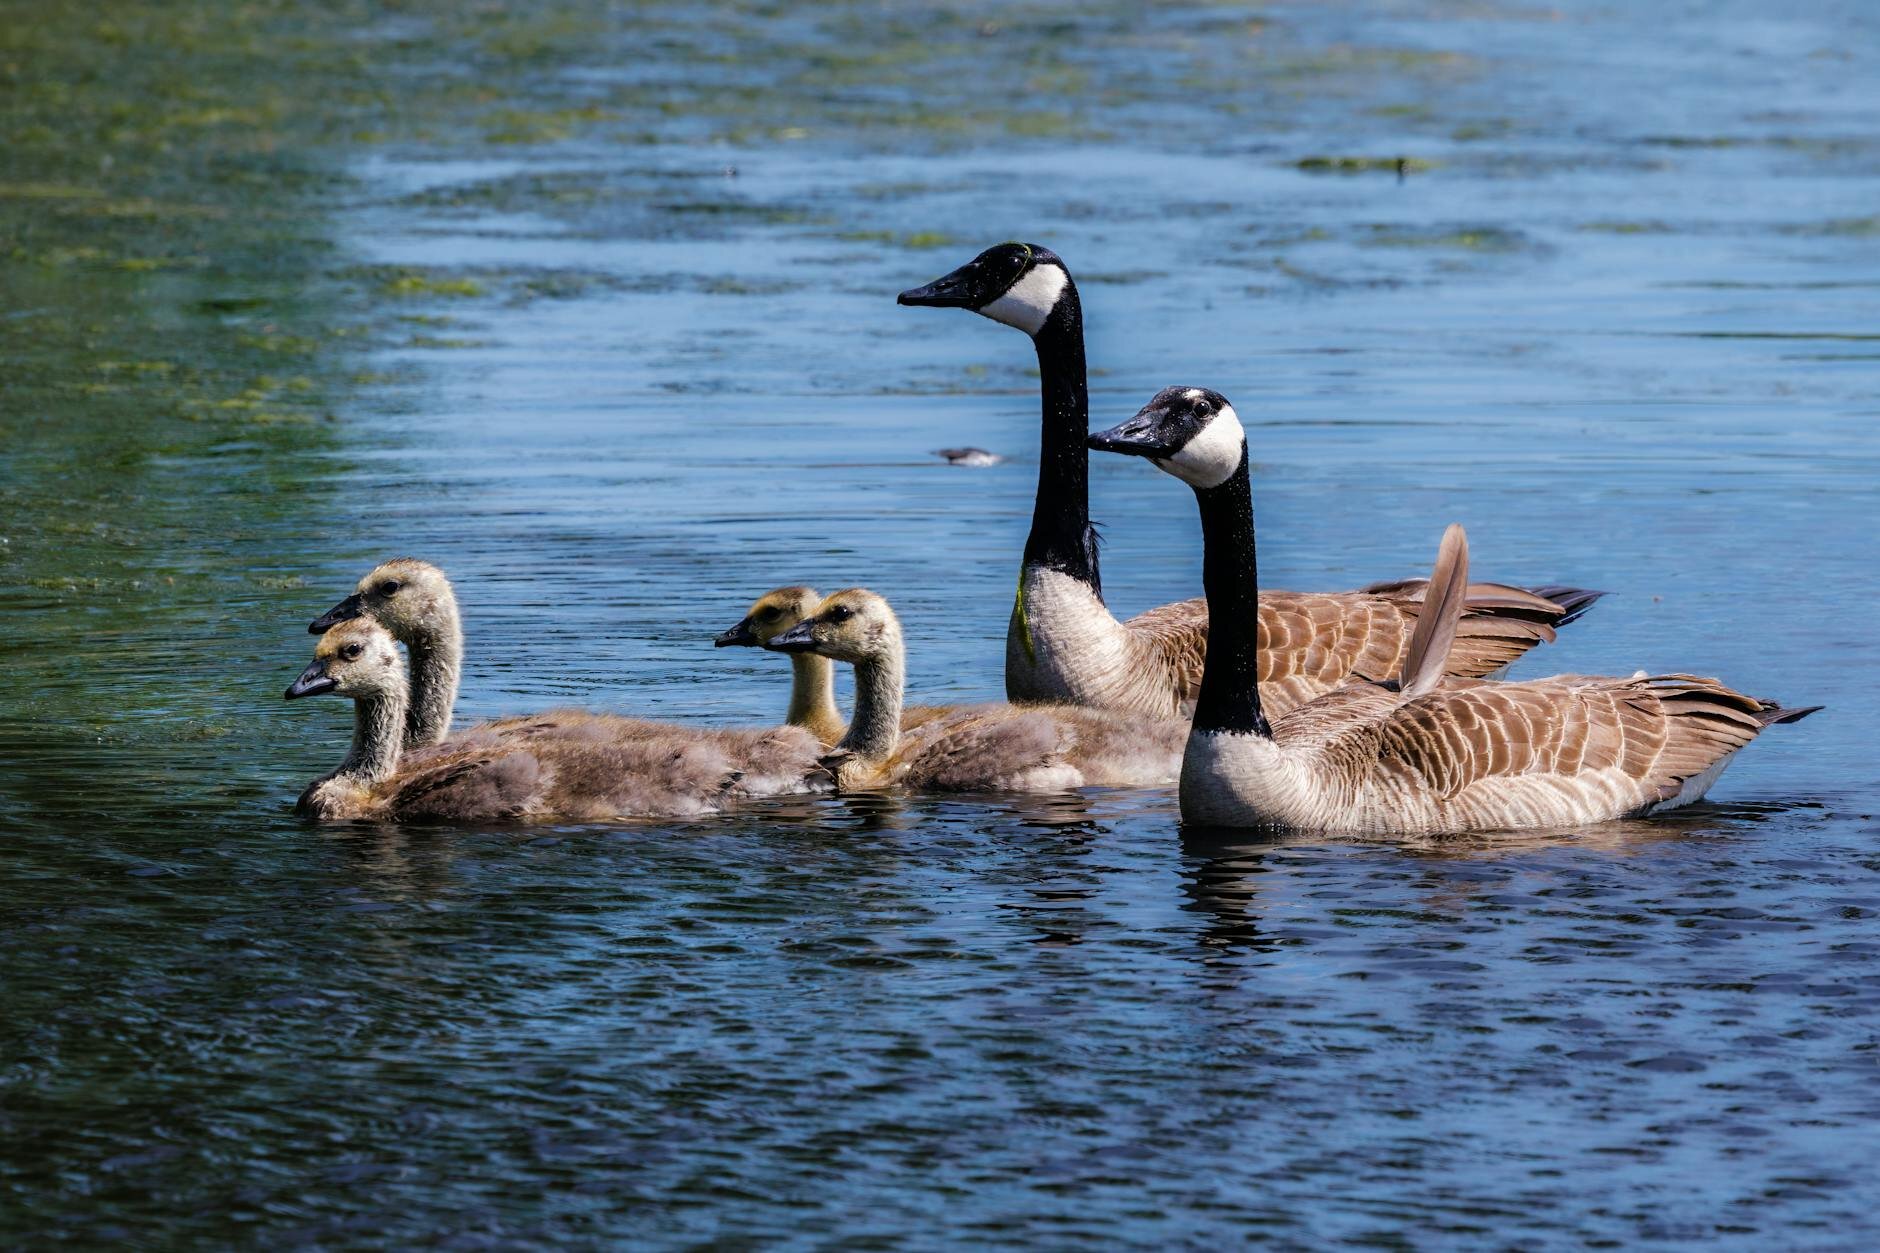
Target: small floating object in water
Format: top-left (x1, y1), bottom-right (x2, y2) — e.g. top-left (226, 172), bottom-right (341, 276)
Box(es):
top-left (933, 447), bottom-right (1003, 467)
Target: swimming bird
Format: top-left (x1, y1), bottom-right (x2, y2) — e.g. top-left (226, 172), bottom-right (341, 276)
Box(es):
top-left (1087, 386), bottom-right (1818, 835)
top-left (933, 447), bottom-right (1003, 467)
top-left (765, 589), bottom-right (1186, 794)
top-left (715, 586), bottom-right (845, 745)
top-left (899, 242), bottom-right (1601, 718)
top-left (310, 558), bottom-right (460, 749)
top-left (285, 619), bottom-right (827, 822)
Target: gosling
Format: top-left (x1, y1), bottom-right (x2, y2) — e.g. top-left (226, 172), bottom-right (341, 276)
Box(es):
top-left (764, 590), bottom-right (1186, 794)
top-left (286, 619), bottom-right (827, 823)
top-left (309, 558), bottom-right (461, 749)
top-left (714, 586), bottom-right (845, 745)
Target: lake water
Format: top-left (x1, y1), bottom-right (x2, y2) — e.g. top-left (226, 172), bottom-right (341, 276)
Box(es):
top-left (3, 1), bottom-right (1877, 1245)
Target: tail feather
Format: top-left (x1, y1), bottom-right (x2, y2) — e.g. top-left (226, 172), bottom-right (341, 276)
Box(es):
top-left (1755, 700), bottom-right (1822, 727)
top-left (1401, 524), bottom-right (1470, 699)
top-left (1525, 585), bottom-right (1608, 627)
top-left (1359, 578), bottom-right (1605, 628)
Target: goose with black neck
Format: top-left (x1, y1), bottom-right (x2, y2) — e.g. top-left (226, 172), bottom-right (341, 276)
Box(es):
top-left (899, 242), bottom-right (1604, 720)
top-left (1088, 387), bottom-right (1818, 835)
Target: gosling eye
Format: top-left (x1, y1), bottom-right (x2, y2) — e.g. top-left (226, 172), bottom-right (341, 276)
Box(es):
top-left (340, 643), bottom-right (365, 660)
top-left (378, 580), bottom-right (402, 596)
top-left (825, 605), bottom-right (853, 624)
top-left (759, 606), bottom-right (780, 621)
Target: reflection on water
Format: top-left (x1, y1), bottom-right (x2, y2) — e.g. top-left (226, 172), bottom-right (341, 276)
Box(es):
top-left (3, 0), bottom-right (1878, 1245)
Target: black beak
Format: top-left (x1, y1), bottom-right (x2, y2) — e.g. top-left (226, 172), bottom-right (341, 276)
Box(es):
top-left (1087, 409), bottom-right (1178, 459)
top-left (309, 593), bottom-right (365, 634)
top-left (285, 660), bottom-right (338, 700)
top-left (764, 620), bottom-right (819, 654)
top-left (714, 618), bottom-right (758, 648)
top-left (898, 261), bottom-right (980, 308)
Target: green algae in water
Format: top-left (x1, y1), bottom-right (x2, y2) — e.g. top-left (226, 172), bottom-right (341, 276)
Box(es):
top-left (380, 272), bottom-right (487, 299)
top-left (1363, 225), bottom-right (1526, 252)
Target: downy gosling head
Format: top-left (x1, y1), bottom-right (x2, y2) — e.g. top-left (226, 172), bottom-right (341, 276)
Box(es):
top-left (762, 590), bottom-right (902, 666)
top-left (285, 618), bottom-right (405, 704)
top-left (898, 241), bottom-right (1073, 338)
top-left (714, 586), bottom-right (822, 649)
top-left (309, 558), bottom-right (456, 638)
top-left (1086, 386), bottom-right (1246, 491)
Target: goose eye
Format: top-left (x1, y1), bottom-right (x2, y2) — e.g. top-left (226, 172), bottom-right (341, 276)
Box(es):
top-left (1193, 401), bottom-right (1213, 419)
top-left (826, 605), bottom-right (853, 624)
top-left (341, 643), bottom-right (364, 660)
top-left (378, 580), bottom-right (402, 596)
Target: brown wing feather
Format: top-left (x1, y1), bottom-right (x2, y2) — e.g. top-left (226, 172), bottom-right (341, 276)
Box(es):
top-left (1372, 674), bottom-right (1796, 814)
top-left (1120, 576), bottom-right (1595, 719)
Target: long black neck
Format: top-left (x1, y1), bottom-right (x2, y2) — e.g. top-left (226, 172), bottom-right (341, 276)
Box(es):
top-left (1023, 287), bottom-right (1099, 593)
top-left (1191, 445), bottom-right (1271, 737)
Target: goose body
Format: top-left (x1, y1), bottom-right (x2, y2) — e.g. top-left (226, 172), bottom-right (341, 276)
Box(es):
top-left (1089, 387), bottom-right (1818, 836)
top-left (764, 589), bottom-right (1185, 794)
top-left (1009, 565), bottom-right (1596, 721)
top-left (1181, 670), bottom-right (1809, 834)
top-left (901, 243), bottom-right (1600, 719)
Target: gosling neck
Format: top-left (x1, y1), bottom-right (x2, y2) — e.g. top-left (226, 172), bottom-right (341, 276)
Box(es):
top-left (339, 685), bottom-right (409, 785)
top-left (786, 651), bottom-right (845, 745)
top-left (1024, 284), bottom-right (1100, 593)
top-left (837, 640), bottom-right (905, 769)
top-left (1191, 444), bottom-right (1271, 739)
top-left (403, 601), bottom-right (462, 748)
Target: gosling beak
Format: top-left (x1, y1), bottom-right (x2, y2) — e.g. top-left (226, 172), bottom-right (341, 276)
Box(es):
top-left (764, 620), bottom-right (819, 654)
top-left (285, 660), bottom-right (338, 700)
top-left (897, 261), bottom-right (980, 308)
top-left (1087, 408), bottom-right (1178, 459)
top-left (309, 593), bottom-right (365, 634)
top-left (714, 618), bottom-right (758, 648)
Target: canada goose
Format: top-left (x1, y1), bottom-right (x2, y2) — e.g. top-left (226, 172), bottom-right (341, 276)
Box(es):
top-left (285, 619), bottom-right (827, 822)
top-left (309, 558), bottom-right (460, 749)
top-left (714, 586), bottom-right (844, 745)
top-left (899, 243), bottom-right (1602, 718)
top-left (765, 590), bottom-right (1186, 794)
top-left (1087, 387), bottom-right (1819, 835)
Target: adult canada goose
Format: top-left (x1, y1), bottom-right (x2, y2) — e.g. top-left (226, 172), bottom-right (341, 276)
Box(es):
top-left (309, 558), bottom-right (459, 749)
top-left (765, 589), bottom-right (1186, 794)
top-left (714, 586), bottom-right (844, 745)
top-left (285, 619), bottom-right (827, 822)
top-left (899, 243), bottom-right (1601, 718)
top-left (1087, 386), bottom-right (1819, 834)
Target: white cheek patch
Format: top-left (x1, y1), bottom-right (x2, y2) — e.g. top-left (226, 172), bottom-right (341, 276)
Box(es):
top-left (977, 263), bottom-right (1068, 335)
top-left (1154, 404), bottom-right (1245, 490)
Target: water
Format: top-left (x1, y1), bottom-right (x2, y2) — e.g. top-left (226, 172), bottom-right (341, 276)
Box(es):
top-left (3, 1), bottom-right (1877, 1244)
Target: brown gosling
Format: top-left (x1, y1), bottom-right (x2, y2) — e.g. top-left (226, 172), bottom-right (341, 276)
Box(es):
top-left (898, 242), bottom-right (1603, 719)
top-left (714, 586), bottom-right (845, 745)
top-left (765, 590), bottom-right (1187, 794)
top-left (310, 558), bottom-right (461, 749)
top-left (286, 619), bottom-right (827, 823)
top-left (1087, 386), bottom-right (1820, 835)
